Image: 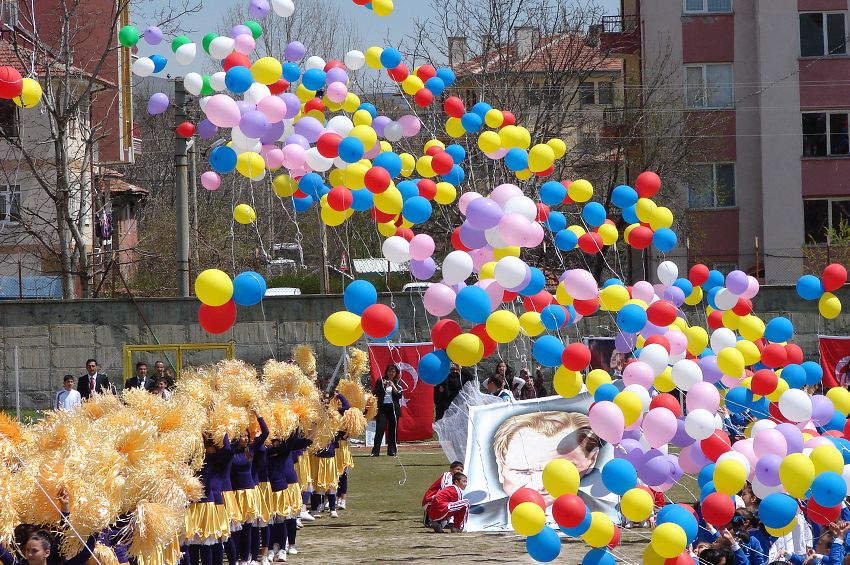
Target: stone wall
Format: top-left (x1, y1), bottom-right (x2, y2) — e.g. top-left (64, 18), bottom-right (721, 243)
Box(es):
top-left (0, 285), bottom-right (847, 409)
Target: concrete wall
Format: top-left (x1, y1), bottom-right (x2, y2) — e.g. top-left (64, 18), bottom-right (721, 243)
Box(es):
top-left (0, 286), bottom-right (847, 409)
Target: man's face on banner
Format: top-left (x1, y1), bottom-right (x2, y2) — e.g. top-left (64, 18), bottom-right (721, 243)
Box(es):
top-left (497, 426), bottom-right (599, 507)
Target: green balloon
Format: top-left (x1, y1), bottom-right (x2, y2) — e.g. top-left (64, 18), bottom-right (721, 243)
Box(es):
top-left (243, 20), bottom-right (263, 39)
top-left (202, 33), bottom-right (218, 54)
top-left (200, 75), bottom-right (214, 96)
top-left (171, 35), bottom-right (191, 53)
top-left (118, 25), bottom-right (140, 48)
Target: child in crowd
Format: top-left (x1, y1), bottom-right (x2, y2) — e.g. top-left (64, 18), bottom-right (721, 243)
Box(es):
top-left (421, 461), bottom-right (464, 527)
top-left (427, 473), bottom-right (470, 534)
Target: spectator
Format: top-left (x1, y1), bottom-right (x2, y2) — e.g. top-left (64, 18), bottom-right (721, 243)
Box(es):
top-left (153, 361), bottom-right (175, 389)
top-left (533, 365), bottom-right (548, 397)
top-left (77, 359), bottom-right (110, 400)
top-left (54, 375), bottom-right (81, 411)
top-left (610, 351), bottom-right (627, 379)
top-left (434, 364), bottom-right (474, 421)
top-left (486, 376), bottom-right (513, 402)
top-left (371, 365), bottom-right (402, 457)
top-left (493, 361), bottom-right (513, 388)
top-left (151, 377), bottom-right (172, 401)
top-left (518, 369), bottom-right (537, 400)
top-left (124, 362), bottom-right (151, 391)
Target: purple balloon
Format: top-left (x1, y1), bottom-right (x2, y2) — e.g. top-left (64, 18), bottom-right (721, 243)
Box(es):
top-left (466, 197), bottom-right (503, 230)
top-left (230, 25), bottom-right (252, 39)
top-left (640, 322), bottom-right (667, 338)
top-left (280, 93), bottom-right (301, 118)
top-left (325, 67), bottom-right (348, 85)
top-left (662, 285), bottom-right (686, 306)
top-left (284, 41), bottom-right (306, 62)
top-left (197, 119), bottom-right (218, 140)
top-left (638, 449), bottom-right (673, 487)
top-left (689, 442), bottom-right (713, 468)
top-left (621, 426), bottom-right (642, 442)
top-left (248, 0), bottom-right (271, 19)
top-left (283, 134), bottom-right (310, 149)
top-left (775, 423), bottom-right (804, 454)
top-left (411, 258), bottom-right (436, 280)
top-left (671, 418), bottom-right (696, 448)
top-left (447, 282), bottom-right (467, 293)
top-left (240, 110), bottom-right (269, 139)
top-left (372, 115), bottom-right (392, 138)
top-left (698, 355), bottom-right (723, 384)
top-left (614, 331), bottom-right (637, 353)
top-left (142, 26), bottom-right (163, 45)
top-left (236, 101), bottom-right (255, 116)
top-left (293, 116), bottom-right (323, 143)
top-left (667, 455), bottom-right (684, 482)
top-left (725, 270), bottom-right (749, 295)
top-left (260, 121), bottom-right (284, 144)
top-left (147, 92), bottom-right (169, 115)
top-left (459, 222), bottom-right (488, 250)
top-left (811, 395), bottom-right (834, 426)
top-left (755, 453), bottom-right (782, 487)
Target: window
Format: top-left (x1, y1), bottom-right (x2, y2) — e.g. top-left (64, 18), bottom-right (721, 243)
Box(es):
top-left (579, 82), bottom-right (595, 106)
top-left (0, 99), bottom-right (18, 137)
top-left (688, 163), bottom-right (735, 209)
top-left (800, 12), bottom-right (847, 57)
top-left (685, 64), bottom-right (733, 109)
top-left (597, 81), bottom-right (614, 105)
top-left (804, 198), bottom-right (850, 243)
top-left (684, 0), bottom-right (732, 14)
top-left (0, 185), bottom-right (20, 222)
top-left (711, 262), bottom-right (739, 274)
top-left (802, 112), bottom-right (850, 157)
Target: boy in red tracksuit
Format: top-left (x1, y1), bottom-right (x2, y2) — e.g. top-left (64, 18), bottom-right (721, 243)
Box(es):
top-left (422, 461), bottom-right (464, 526)
top-left (427, 473), bottom-right (469, 533)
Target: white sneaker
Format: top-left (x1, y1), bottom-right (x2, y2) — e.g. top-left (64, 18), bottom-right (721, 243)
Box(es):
top-left (275, 550), bottom-right (287, 561)
top-left (271, 545), bottom-right (280, 556)
top-left (261, 558), bottom-right (270, 565)
top-left (249, 560), bottom-right (258, 565)
top-left (295, 518), bottom-right (303, 529)
top-left (330, 510), bottom-right (338, 518)
top-left (288, 548), bottom-right (298, 555)
top-left (338, 499), bottom-right (346, 510)
top-left (298, 510), bottom-right (315, 521)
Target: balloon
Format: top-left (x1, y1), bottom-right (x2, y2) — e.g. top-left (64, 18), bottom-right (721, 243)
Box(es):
top-left (443, 250), bottom-right (474, 284)
top-left (823, 263), bottom-right (848, 291)
top-left (643, 407), bottom-right (678, 449)
top-left (810, 471), bottom-right (847, 507)
top-left (617, 304), bottom-right (647, 333)
top-left (543, 459), bottom-right (580, 497)
top-left (118, 25), bottom-right (140, 47)
top-left (509, 487), bottom-right (546, 512)
top-left (361, 304), bottom-right (396, 339)
top-left (382, 236), bottom-right (410, 263)
top-left (589, 401), bottom-right (624, 444)
top-left (796, 274), bottom-right (824, 300)
top-left (764, 316), bottom-right (793, 343)
top-left (713, 459), bottom-right (746, 494)
top-left (147, 93), bottom-right (169, 115)
top-left (423, 284), bottom-right (456, 317)
top-left (485, 310), bottom-right (520, 343)
top-left (777, 388), bottom-right (812, 422)
top-left (819, 292), bottom-right (842, 319)
top-left (651, 523), bottom-right (686, 558)
top-left (684, 409), bottom-right (716, 440)
top-left (198, 300), bottom-right (237, 334)
top-left (323, 311), bottom-right (363, 346)
top-left (195, 269), bottom-right (233, 307)
top-left (446, 333), bottom-right (484, 366)
top-left (619, 487), bottom-right (653, 522)
top-left (455, 286), bottom-right (492, 324)
top-left (205, 94), bottom-right (242, 127)
top-left (701, 492), bottom-right (735, 526)
top-left (233, 204), bottom-right (256, 225)
top-left (232, 272), bottom-right (266, 306)
top-left (552, 494), bottom-right (587, 528)
top-left (343, 280), bottom-right (377, 316)
top-left (525, 527), bottom-right (561, 563)
top-left (0, 66), bottom-right (22, 99)
top-left (601, 459), bottom-right (637, 495)
top-left (582, 512), bottom-right (615, 548)
top-left (533, 336), bottom-right (565, 367)
top-left (759, 493), bottom-right (798, 529)
top-left (512, 501), bottom-right (546, 536)
top-left (779, 453), bottom-right (815, 498)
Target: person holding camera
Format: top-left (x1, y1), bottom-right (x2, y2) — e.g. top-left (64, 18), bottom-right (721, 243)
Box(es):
top-left (371, 365), bottom-right (402, 457)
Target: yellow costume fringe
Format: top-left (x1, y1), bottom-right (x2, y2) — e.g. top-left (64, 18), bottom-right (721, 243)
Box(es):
top-left (185, 501), bottom-right (229, 544)
top-left (309, 454), bottom-right (338, 493)
top-left (335, 439), bottom-right (355, 476)
top-left (295, 454), bottom-right (312, 492)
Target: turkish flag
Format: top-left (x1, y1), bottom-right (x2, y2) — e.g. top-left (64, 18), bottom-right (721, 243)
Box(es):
top-left (367, 342), bottom-right (435, 442)
top-left (820, 336), bottom-right (850, 388)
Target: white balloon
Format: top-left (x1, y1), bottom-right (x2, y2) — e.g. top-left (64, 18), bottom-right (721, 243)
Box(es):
top-left (623, 384), bottom-right (651, 412)
top-left (490, 184), bottom-right (523, 207)
top-left (209, 72), bottom-right (227, 92)
top-left (384, 122), bottom-right (404, 142)
top-left (494, 256), bottom-right (528, 289)
top-left (198, 96), bottom-right (211, 112)
top-left (842, 464), bottom-right (850, 493)
top-left (671, 358), bottom-right (702, 391)
top-left (710, 327), bottom-right (737, 352)
top-left (327, 115), bottom-right (354, 136)
top-left (280, 119), bottom-right (295, 141)
top-left (131, 57), bottom-right (155, 77)
top-left (245, 83), bottom-right (271, 105)
top-left (304, 147), bottom-right (333, 172)
top-left (778, 388), bottom-right (813, 422)
top-left (657, 260), bottom-right (678, 286)
top-left (749, 419), bottom-right (777, 437)
top-left (484, 226), bottom-right (508, 249)
top-left (382, 236), bottom-right (410, 263)
top-left (714, 288), bottom-right (739, 310)
top-left (639, 344), bottom-right (670, 376)
top-left (741, 276), bottom-right (760, 299)
top-left (232, 140), bottom-right (262, 154)
top-left (503, 195), bottom-right (537, 221)
top-left (442, 251), bottom-right (473, 285)
top-left (175, 43), bottom-right (197, 66)
top-left (717, 451), bottom-right (751, 478)
top-left (209, 36), bottom-right (235, 59)
top-left (750, 475), bottom-right (785, 499)
top-left (230, 127), bottom-right (260, 148)
top-left (684, 408), bottom-right (717, 440)
top-left (305, 55), bottom-right (326, 71)
top-left (668, 350), bottom-right (687, 364)
top-left (271, 0), bottom-right (295, 17)
top-left (344, 50), bottom-right (366, 70)
top-left (183, 72), bottom-right (204, 96)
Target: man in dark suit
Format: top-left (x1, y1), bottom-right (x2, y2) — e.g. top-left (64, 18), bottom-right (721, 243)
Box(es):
top-left (124, 361), bottom-right (151, 391)
top-left (77, 358), bottom-right (111, 399)
top-left (371, 364), bottom-right (402, 457)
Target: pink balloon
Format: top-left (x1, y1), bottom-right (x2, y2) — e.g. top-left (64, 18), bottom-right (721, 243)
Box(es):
top-left (490, 184), bottom-right (522, 207)
top-left (326, 81), bottom-right (348, 103)
top-left (561, 269), bottom-right (599, 300)
top-left (643, 407), bottom-right (678, 448)
top-left (234, 34), bottom-right (256, 54)
top-left (731, 439), bottom-right (758, 480)
top-left (423, 283), bottom-right (456, 317)
top-left (499, 213), bottom-right (532, 247)
top-left (469, 247), bottom-right (494, 272)
top-left (281, 144), bottom-right (306, 169)
top-left (205, 94), bottom-right (241, 128)
top-left (485, 148), bottom-right (508, 160)
top-left (364, 142), bottom-right (382, 160)
top-left (740, 276), bottom-right (760, 299)
top-left (631, 280), bottom-right (655, 303)
top-left (678, 445), bottom-right (702, 474)
top-left (805, 436), bottom-right (833, 450)
top-left (667, 330), bottom-right (688, 355)
top-left (622, 361), bottom-right (654, 388)
top-left (752, 428), bottom-right (787, 458)
top-left (200, 171), bottom-right (221, 191)
top-left (476, 279), bottom-right (504, 310)
top-left (458, 192), bottom-right (483, 215)
top-left (655, 481), bottom-right (675, 493)
top-left (397, 114), bottom-right (421, 137)
top-left (720, 374), bottom-right (742, 388)
top-left (589, 401), bottom-right (624, 444)
top-left (265, 147), bottom-right (285, 169)
top-left (686, 381), bottom-right (720, 413)
top-left (524, 222), bottom-right (545, 248)
top-left (409, 234), bottom-right (435, 261)
top-left (257, 96), bottom-right (287, 122)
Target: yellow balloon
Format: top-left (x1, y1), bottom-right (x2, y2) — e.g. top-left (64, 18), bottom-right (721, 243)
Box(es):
top-left (528, 144), bottom-right (555, 173)
top-left (766, 378), bottom-right (789, 402)
top-left (519, 312), bottom-right (545, 337)
top-left (717, 347), bottom-right (745, 377)
top-left (434, 182), bottom-right (457, 205)
top-left (328, 168), bottom-right (345, 187)
top-left (352, 109), bottom-right (373, 126)
top-left (766, 522), bottom-right (796, 537)
top-left (272, 174), bottom-right (298, 197)
top-left (195, 269), bottom-right (233, 307)
top-left (735, 340), bottom-right (761, 365)
top-left (518, 127), bottom-right (532, 149)
top-left (323, 311), bottom-right (363, 346)
top-left (635, 198), bottom-right (657, 223)
top-left (321, 206), bottom-right (347, 226)
top-left (493, 246), bottom-right (520, 260)
top-left (498, 125), bottom-right (523, 148)
top-left (236, 152), bottom-right (266, 179)
top-left (566, 224), bottom-right (586, 238)
top-left (586, 369), bottom-right (612, 394)
top-left (342, 92), bottom-right (361, 113)
top-left (650, 206), bottom-right (674, 230)
top-left (553, 366), bottom-right (582, 398)
top-left (583, 512), bottom-right (615, 548)
top-left (15, 78), bottom-right (43, 108)
top-left (543, 459), bottom-right (580, 497)
top-left (685, 326), bottom-right (709, 356)
top-left (478, 130), bottom-right (501, 153)
top-left (614, 391), bottom-right (642, 426)
top-left (295, 83), bottom-right (316, 102)
top-left (547, 138), bottom-right (567, 159)
top-left (779, 453), bottom-right (815, 498)
top-left (416, 155), bottom-right (436, 178)
top-left (377, 221), bottom-right (397, 237)
top-left (446, 333), bottom-right (484, 366)
top-left (819, 292), bottom-right (842, 319)
top-left (515, 169), bottom-right (532, 181)
top-left (374, 186), bottom-right (403, 215)
top-left (365, 46), bottom-right (384, 69)
top-left (350, 125), bottom-right (378, 149)
top-left (599, 284), bottom-right (629, 311)
top-left (568, 179), bottom-right (593, 202)
top-left (233, 204), bottom-right (256, 225)
top-left (401, 75), bottom-right (424, 95)
top-left (372, 0), bottom-right (394, 16)
top-left (484, 108), bottom-right (504, 128)
top-left (713, 459), bottom-right (746, 495)
top-left (511, 502), bottom-right (545, 537)
top-left (643, 544), bottom-right (667, 565)
top-left (598, 223), bottom-right (619, 246)
top-left (445, 117), bottom-right (465, 138)
top-left (621, 488), bottom-right (654, 522)
top-left (827, 386), bottom-right (850, 415)
top-left (810, 444), bottom-right (844, 475)
top-left (651, 523), bottom-right (687, 558)
top-left (555, 282), bottom-right (574, 306)
top-left (654, 366), bottom-right (676, 392)
top-left (251, 57), bottom-right (283, 85)
top-left (684, 286), bottom-right (703, 306)
top-left (423, 139), bottom-right (445, 152)
top-left (399, 153), bottom-right (416, 177)
top-left (738, 315), bottom-right (766, 341)
top-left (479, 261), bottom-right (496, 280)
top-left (722, 310), bottom-right (740, 330)
top-left (485, 310), bottom-right (520, 343)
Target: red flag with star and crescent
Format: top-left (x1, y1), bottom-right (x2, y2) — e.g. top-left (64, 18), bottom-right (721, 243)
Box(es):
top-left (819, 335), bottom-right (850, 389)
top-left (368, 342), bottom-right (435, 442)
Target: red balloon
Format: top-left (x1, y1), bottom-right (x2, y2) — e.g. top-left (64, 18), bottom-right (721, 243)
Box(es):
top-left (414, 88), bottom-right (434, 107)
top-left (501, 111), bottom-right (516, 126)
top-left (317, 132), bottom-right (343, 158)
top-left (700, 430), bottom-right (731, 462)
top-left (784, 343), bottom-right (803, 365)
top-left (0, 66), bottom-right (23, 99)
top-left (573, 298), bottom-right (599, 316)
top-left (523, 290), bottom-right (555, 313)
top-left (508, 487), bottom-right (545, 512)
top-left (364, 166), bottom-right (391, 193)
top-left (646, 300), bottom-right (678, 326)
top-left (535, 203), bottom-right (550, 222)
top-left (268, 78), bottom-right (290, 94)
top-left (807, 498), bottom-right (842, 525)
top-left (635, 171), bottom-right (661, 198)
top-left (415, 64), bottom-right (437, 81)
top-left (503, 289), bottom-right (519, 302)
top-left (470, 324), bottom-right (497, 358)
top-left (627, 226), bottom-right (653, 249)
top-left (395, 227), bottom-right (414, 241)
top-left (761, 344), bottom-right (788, 368)
top-left (578, 232), bottom-right (604, 254)
top-left (451, 227), bottom-right (470, 251)
top-left (431, 151), bottom-right (455, 175)
top-left (607, 526), bottom-right (620, 549)
top-left (665, 552), bottom-right (697, 565)
top-left (432, 319), bottom-right (462, 349)
top-left (443, 96), bottom-right (465, 118)
top-left (701, 492), bottom-right (735, 526)
top-left (327, 186), bottom-right (353, 211)
top-left (176, 121), bottom-right (195, 138)
top-left (768, 402), bottom-right (791, 424)
top-left (644, 335), bottom-right (671, 353)
top-left (688, 264), bottom-right (710, 286)
top-left (387, 63), bottom-right (409, 82)
top-left (751, 369), bottom-right (778, 395)
top-left (649, 393), bottom-right (681, 417)
top-left (535, 165), bottom-right (554, 177)
top-left (562, 343), bottom-right (591, 371)
top-left (707, 309), bottom-right (725, 330)
top-left (324, 60), bottom-right (345, 71)
top-left (223, 53), bottom-right (251, 71)
top-left (418, 179), bottom-right (437, 200)
top-left (551, 494), bottom-right (586, 528)
top-left (823, 263), bottom-right (848, 292)
top-left (425, 145), bottom-right (443, 157)
top-left (198, 300), bottom-right (237, 335)
top-left (731, 297), bottom-right (752, 316)
top-left (361, 304), bottom-right (396, 339)
top-left (304, 98), bottom-right (325, 113)
top-left (371, 208), bottom-right (396, 223)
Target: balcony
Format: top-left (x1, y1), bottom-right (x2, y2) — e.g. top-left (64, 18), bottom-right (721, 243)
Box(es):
top-left (600, 15), bottom-right (641, 55)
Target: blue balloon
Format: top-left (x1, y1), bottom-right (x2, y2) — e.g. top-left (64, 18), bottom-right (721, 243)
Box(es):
top-left (697, 463), bottom-right (716, 489)
top-left (653, 228), bottom-right (677, 252)
top-left (594, 383), bottom-right (619, 403)
top-left (520, 268), bottom-right (546, 297)
top-left (617, 304), bottom-right (647, 333)
top-left (656, 504), bottom-right (698, 543)
top-left (673, 278), bottom-right (694, 297)
top-left (455, 286), bottom-right (491, 324)
top-left (282, 62), bottom-right (301, 82)
top-left (210, 146), bottom-right (237, 173)
top-left (402, 196), bottom-right (432, 224)
top-left (372, 152), bottom-right (402, 177)
top-left (544, 210), bottom-right (567, 232)
top-left (622, 204), bottom-right (639, 224)
top-left (344, 280), bottom-right (377, 315)
top-left (554, 229), bottom-right (578, 251)
top-left (526, 527), bottom-right (561, 563)
top-left (540, 305), bottom-right (567, 330)
top-left (419, 350), bottom-right (450, 385)
top-left (358, 103), bottom-right (378, 118)
top-left (225, 66), bottom-right (254, 93)
top-left (706, 287), bottom-right (722, 310)
top-left (565, 305), bottom-right (578, 326)
top-left (611, 185), bottom-right (638, 208)
top-left (504, 148), bottom-right (529, 171)
top-left (442, 165), bottom-right (465, 185)
top-left (581, 549), bottom-right (615, 565)
top-left (796, 274), bottom-right (824, 300)
top-left (298, 172), bottom-right (324, 199)
top-left (802, 361), bottom-right (824, 386)
top-left (460, 112), bottom-right (483, 132)
top-left (150, 55), bottom-right (168, 73)
top-left (435, 67), bottom-right (456, 87)
top-left (539, 181), bottom-right (566, 205)
top-left (338, 137), bottom-right (365, 163)
top-left (764, 316), bottom-right (793, 343)
top-left (602, 278), bottom-right (624, 288)
top-left (350, 189), bottom-right (374, 211)
top-left (601, 459), bottom-right (637, 495)
top-left (703, 269), bottom-right (725, 291)
top-left (533, 336), bottom-right (565, 367)
top-left (724, 387), bottom-right (751, 414)
top-left (301, 68), bottom-right (327, 91)
top-left (759, 493), bottom-right (800, 529)
top-left (560, 509), bottom-right (591, 536)
top-left (292, 194), bottom-right (314, 212)
top-left (232, 272), bottom-right (266, 306)
top-left (444, 144), bottom-right (466, 163)
top-left (781, 364), bottom-right (806, 389)
top-left (397, 180), bottom-right (419, 201)
top-left (832, 437), bottom-right (850, 463)
top-left (379, 47), bottom-right (402, 68)
top-left (424, 76), bottom-right (445, 96)
top-left (471, 102), bottom-right (492, 119)
top-left (581, 202), bottom-right (607, 227)
top-left (825, 410), bottom-right (847, 432)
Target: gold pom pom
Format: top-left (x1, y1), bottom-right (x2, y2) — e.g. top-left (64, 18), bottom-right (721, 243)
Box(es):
top-left (340, 408), bottom-right (367, 437)
top-left (263, 360), bottom-right (308, 398)
top-left (293, 345), bottom-right (316, 377)
top-left (364, 395), bottom-right (378, 421)
top-left (346, 348), bottom-right (369, 380)
top-left (91, 542), bottom-right (120, 565)
top-left (335, 380), bottom-right (367, 413)
top-left (127, 501), bottom-right (182, 561)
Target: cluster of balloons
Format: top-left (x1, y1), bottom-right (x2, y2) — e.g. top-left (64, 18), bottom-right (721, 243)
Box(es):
top-left (323, 280), bottom-right (399, 345)
top-left (351, 0), bottom-right (394, 16)
top-left (0, 66), bottom-right (43, 109)
top-left (796, 263), bottom-right (847, 319)
top-left (194, 268), bottom-right (267, 333)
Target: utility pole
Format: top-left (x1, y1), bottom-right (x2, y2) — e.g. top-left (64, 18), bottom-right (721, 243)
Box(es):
top-left (319, 221), bottom-right (330, 293)
top-left (174, 80), bottom-right (190, 297)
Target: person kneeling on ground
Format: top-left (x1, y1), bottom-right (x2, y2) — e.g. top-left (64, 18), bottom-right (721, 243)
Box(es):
top-left (427, 473), bottom-right (469, 534)
top-left (422, 461), bottom-right (464, 526)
